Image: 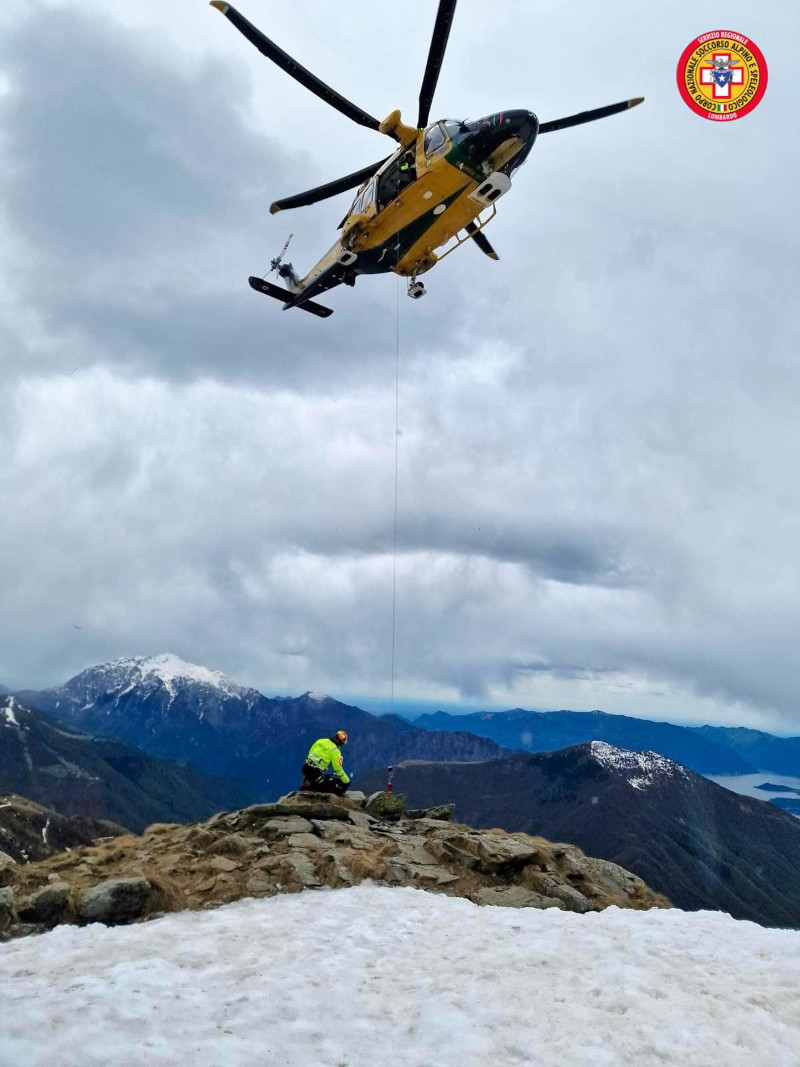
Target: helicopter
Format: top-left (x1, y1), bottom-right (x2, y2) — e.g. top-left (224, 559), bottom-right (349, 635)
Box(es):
top-left (210, 1), bottom-right (643, 318)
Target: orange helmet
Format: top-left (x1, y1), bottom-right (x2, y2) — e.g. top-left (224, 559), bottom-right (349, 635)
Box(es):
top-left (333, 730), bottom-right (348, 746)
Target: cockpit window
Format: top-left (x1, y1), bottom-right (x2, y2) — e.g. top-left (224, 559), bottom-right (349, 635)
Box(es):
top-left (424, 124), bottom-right (446, 154)
top-left (443, 119), bottom-right (463, 138)
top-left (352, 179), bottom-right (375, 215)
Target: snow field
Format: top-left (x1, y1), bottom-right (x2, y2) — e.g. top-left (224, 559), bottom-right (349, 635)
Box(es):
top-left (1, 884), bottom-right (799, 1067)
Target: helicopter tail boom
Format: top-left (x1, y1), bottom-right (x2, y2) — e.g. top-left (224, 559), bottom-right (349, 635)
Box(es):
top-left (248, 276), bottom-right (334, 318)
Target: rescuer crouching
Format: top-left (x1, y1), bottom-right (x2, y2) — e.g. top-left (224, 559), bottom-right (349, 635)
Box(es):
top-left (301, 731), bottom-right (350, 795)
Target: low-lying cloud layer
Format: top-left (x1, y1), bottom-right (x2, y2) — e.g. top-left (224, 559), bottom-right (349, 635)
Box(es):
top-left (1, 1), bottom-right (798, 731)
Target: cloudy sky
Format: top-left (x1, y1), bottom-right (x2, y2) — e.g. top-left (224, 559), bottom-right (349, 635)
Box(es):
top-left (1, 0), bottom-right (797, 731)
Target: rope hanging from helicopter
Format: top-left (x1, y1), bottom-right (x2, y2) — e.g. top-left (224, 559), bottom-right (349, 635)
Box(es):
top-left (389, 235), bottom-right (401, 723)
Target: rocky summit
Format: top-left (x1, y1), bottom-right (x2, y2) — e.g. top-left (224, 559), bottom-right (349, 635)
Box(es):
top-left (0, 791), bottom-right (668, 939)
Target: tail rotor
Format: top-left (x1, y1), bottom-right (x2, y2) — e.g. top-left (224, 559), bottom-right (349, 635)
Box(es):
top-left (267, 232), bottom-right (293, 277)
top-left (264, 233), bottom-right (300, 291)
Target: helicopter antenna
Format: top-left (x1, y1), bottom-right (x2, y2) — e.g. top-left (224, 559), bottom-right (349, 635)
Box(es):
top-left (264, 233), bottom-right (293, 278)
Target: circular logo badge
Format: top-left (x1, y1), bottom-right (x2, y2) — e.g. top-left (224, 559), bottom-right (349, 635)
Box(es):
top-left (677, 31), bottom-right (768, 121)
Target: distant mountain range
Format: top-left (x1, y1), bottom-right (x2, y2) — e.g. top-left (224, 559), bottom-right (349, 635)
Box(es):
top-left (413, 708), bottom-right (800, 777)
top-left (19, 655), bottom-right (507, 801)
top-left (360, 743), bottom-right (800, 929)
top-left (1, 694), bottom-right (249, 832)
top-left (694, 725), bottom-right (800, 776)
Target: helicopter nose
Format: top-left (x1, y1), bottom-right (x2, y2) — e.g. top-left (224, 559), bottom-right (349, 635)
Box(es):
top-left (490, 109), bottom-right (538, 143)
top-left (461, 110), bottom-right (539, 170)
top-left (488, 110), bottom-right (539, 171)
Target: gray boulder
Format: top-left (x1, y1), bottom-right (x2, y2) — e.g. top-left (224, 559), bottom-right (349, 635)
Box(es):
top-left (17, 882), bottom-right (70, 925)
top-left (474, 885), bottom-right (566, 909)
top-left (527, 873), bottom-right (592, 913)
top-left (244, 800), bottom-right (350, 826)
top-left (406, 804), bottom-right (455, 822)
top-left (0, 886), bottom-right (14, 931)
top-left (384, 859), bottom-right (459, 887)
top-left (280, 852), bottom-right (323, 888)
top-left (287, 833), bottom-right (329, 850)
top-left (580, 857), bottom-right (646, 899)
top-left (365, 792), bottom-right (406, 819)
top-left (0, 851), bottom-right (17, 887)
top-left (425, 831), bottom-right (537, 873)
top-left (347, 810), bottom-right (377, 829)
top-left (77, 877), bottom-right (152, 925)
top-left (208, 856), bottom-right (241, 873)
top-left (426, 834), bottom-right (481, 869)
top-left (260, 816), bottom-right (313, 838)
top-left (474, 834), bottom-right (538, 873)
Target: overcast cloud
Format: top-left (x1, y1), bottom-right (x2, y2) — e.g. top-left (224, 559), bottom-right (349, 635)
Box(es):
top-left (1, 0), bottom-right (798, 732)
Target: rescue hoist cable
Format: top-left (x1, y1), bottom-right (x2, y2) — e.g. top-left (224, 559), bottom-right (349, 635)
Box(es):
top-left (387, 227), bottom-right (402, 794)
top-left (390, 271), bottom-right (400, 723)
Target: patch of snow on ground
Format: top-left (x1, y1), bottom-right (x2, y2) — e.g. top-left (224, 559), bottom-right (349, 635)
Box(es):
top-left (590, 740), bottom-right (689, 790)
top-left (1, 885), bottom-right (799, 1067)
top-left (2, 698), bottom-right (18, 726)
top-left (304, 690), bottom-right (329, 703)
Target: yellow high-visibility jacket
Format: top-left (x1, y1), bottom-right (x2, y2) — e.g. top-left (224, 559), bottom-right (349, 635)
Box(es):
top-left (306, 737), bottom-right (350, 783)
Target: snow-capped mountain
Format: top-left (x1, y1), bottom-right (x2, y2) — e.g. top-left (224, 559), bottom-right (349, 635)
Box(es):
top-left (360, 741), bottom-right (800, 929)
top-left (39, 653), bottom-right (256, 711)
top-left (21, 657), bottom-right (507, 800)
top-left (587, 740), bottom-right (691, 790)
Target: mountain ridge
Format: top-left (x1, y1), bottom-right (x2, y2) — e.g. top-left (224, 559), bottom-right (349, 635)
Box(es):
top-left (19, 657), bottom-right (508, 800)
top-left (411, 707), bottom-right (800, 776)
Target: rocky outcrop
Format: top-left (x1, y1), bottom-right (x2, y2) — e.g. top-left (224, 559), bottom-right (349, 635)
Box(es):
top-left (0, 792), bottom-right (669, 940)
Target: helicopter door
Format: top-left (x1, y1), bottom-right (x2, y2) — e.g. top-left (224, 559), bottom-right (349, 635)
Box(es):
top-left (342, 179), bottom-right (377, 237)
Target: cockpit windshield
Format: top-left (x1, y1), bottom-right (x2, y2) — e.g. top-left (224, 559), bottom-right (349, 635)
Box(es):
top-left (351, 179), bottom-right (376, 215)
top-left (424, 124), bottom-right (446, 154)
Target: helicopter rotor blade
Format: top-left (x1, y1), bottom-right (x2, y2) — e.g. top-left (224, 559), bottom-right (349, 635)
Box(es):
top-left (417, 0), bottom-right (458, 128)
top-left (210, 3), bottom-right (383, 134)
top-left (270, 158), bottom-right (391, 215)
top-left (465, 221), bottom-right (499, 260)
top-left (539, 97), bottom-right (644, 134)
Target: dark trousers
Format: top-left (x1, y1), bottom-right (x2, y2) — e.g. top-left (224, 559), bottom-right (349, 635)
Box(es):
top-left (301, 763), bottom-right (349, 796)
